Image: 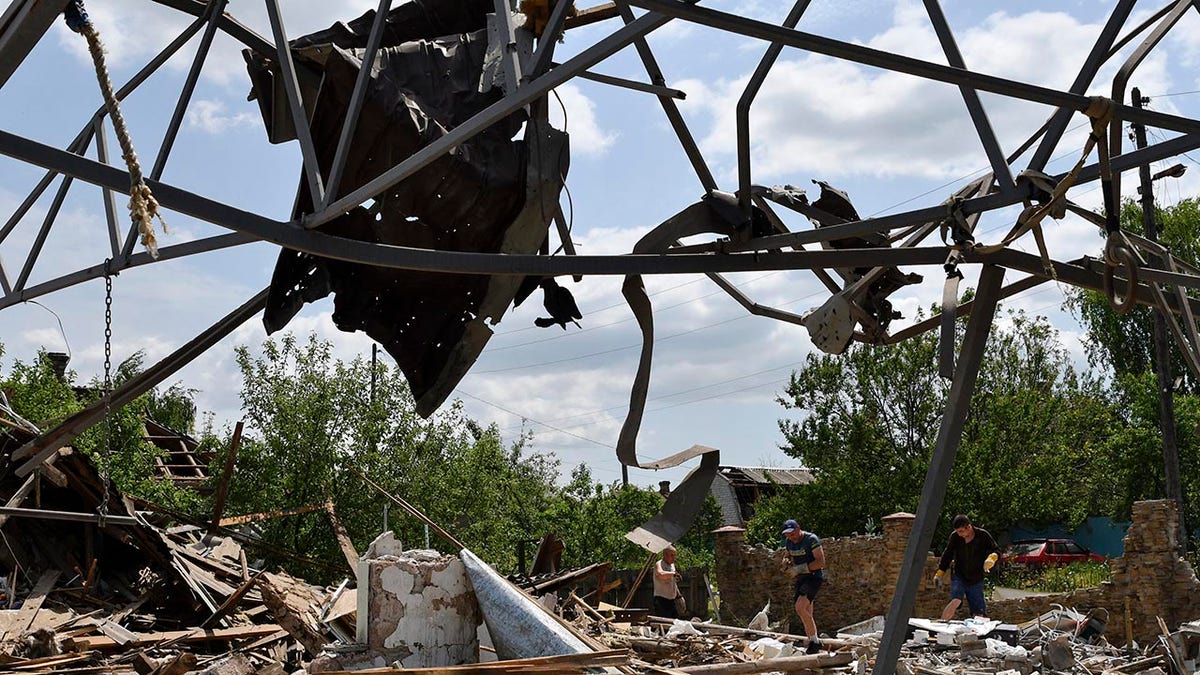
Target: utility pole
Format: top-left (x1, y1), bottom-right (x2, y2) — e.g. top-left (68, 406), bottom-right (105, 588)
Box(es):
top-left (370, 343), bottom-right (378, 407)
top-left (1131, 87), bottom-right (1187, 554)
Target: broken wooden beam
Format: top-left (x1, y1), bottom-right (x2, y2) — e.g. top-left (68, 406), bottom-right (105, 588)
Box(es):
top-left (0, 569), bottom-right (60, 641)
top-left (201, 569), bottom-right (268, 629)
top-left (217, 503), bottom-right (325, 527)
top-left (623, 552), bottom-right (656, 608)
top-left (208, 420), bottom-right (243, 535)
top-left (324, 499), bottom-right (360, 573)
top-left (564, 2), bottom-right (618, 29)
top-left (63, 623), bottom-right (285, 650)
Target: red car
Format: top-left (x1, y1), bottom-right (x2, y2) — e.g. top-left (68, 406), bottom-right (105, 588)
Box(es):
top-left (1003, 539), bottom-right (1105, 567)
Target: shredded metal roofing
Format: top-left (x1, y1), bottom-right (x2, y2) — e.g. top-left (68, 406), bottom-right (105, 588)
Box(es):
top-left (718, 465), bottom-right (814, 486)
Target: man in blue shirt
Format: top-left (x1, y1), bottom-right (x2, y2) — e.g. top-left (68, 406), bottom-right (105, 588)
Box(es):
top-left (781, 518), bottom-right (825, 651)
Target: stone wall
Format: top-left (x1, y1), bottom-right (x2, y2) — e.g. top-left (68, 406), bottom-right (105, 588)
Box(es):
top-left (715, 500), bottom-right (1199, 641)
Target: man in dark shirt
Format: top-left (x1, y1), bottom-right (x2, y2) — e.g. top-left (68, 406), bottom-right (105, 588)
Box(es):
top-left (935, 514), bottom-right (999, 619)
top-left (781, 518), bottom-right (825, 651)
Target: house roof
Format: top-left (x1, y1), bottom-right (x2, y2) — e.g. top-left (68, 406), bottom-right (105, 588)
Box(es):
top-left (718, 465), bottom-right (814, 486)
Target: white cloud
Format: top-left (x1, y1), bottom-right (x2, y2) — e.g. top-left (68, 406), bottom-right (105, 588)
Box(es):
top-left (675, 5), bottom-right (1189, 187)
top-left (186, 99), bottom-right (258, 134)
top-left (550, 83), bottom-right (618, 157)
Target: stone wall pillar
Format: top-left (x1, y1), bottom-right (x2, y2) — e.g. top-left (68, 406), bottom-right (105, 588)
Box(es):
top-left (356, 534), bottom-right (479, 667)
top-left (1111, 499), bottom-right (1198, 640)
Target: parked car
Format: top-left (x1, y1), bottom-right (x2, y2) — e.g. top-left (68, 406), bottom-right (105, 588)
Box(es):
top-left (1003, 538), bottom-right (1105, 567)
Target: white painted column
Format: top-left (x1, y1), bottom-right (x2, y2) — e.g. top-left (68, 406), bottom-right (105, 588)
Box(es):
top-left (357, 539), bottom-right (480, 667)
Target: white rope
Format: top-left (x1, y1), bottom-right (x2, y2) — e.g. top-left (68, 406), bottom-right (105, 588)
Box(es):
top-left (70, 9), bottom-right (167, 257)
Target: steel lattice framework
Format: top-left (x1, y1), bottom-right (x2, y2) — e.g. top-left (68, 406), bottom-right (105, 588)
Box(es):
top-left (1, 1), bottom-right (1199, 671)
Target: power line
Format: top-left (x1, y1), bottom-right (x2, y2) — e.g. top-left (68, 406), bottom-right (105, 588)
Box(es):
top-left (456, 389), bottom-right (612, 449)
top-left (475, 286), bottom-right (825, 374)
top-left (489, 271), bottom-right (786, 352)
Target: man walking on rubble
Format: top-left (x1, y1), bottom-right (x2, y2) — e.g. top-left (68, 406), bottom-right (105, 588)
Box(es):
top-left (934, 514), bottom-right (999, 619)
top-left (781, 518), bottom-right (825, 652)
top-left (652, 545), bottom-right (683, 618)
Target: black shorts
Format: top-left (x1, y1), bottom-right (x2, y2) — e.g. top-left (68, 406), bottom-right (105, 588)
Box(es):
top-left (794, 574), bottom-right (824, 602)
top-left (653, 595), bottom-right (678, 618)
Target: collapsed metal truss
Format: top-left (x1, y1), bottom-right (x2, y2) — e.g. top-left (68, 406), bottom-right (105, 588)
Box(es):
top-left (1, 1), bottom-right (1200, 672)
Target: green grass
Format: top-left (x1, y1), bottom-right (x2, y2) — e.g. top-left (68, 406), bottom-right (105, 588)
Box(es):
top-left (993, 560), bottom-right (1111, 593)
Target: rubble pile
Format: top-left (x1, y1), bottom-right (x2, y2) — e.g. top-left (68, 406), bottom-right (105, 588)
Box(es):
top-left (562, 608), bottom-right (1200, 675)
top-left (0, 423), bottom-right (353, 674)
top-left (2, 408), bottom-right (1198, 673)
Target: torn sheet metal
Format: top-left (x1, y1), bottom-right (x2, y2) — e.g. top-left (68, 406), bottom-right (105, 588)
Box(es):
top-left (618, 191), bottom-right (773, 552)
top-left (251, 2), bottom-right (568, 416)
top-left (460, 548), bottom-right (592, 660)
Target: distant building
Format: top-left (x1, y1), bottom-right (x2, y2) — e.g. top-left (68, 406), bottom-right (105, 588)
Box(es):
top-left (710, 465), bottom-right (814, 527)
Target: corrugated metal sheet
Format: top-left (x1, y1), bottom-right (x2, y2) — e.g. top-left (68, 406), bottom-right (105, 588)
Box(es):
top-left (722, 466), bottom-right (814, 486)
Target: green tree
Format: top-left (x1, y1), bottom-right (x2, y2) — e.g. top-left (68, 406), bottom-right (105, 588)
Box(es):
top-left (1069, 197), bottom-right (1200, 534)
top-left (774, 319), bottom-right (945, 537)
top-left (542, 464), bottom-right (722, 571)
top-left (0, 346), bottom-right (203, 512)
top-left (769, 308), bottom-right (1122, 546)
top-left (218, 332), bottom-right (564, 582)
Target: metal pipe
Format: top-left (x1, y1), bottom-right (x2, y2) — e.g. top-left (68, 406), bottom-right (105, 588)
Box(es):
top-left (323, 0), bottom-right (392, 207)
top-left (150, 0), bottom-right (229, 181)
top-left (0, 506), bottom-right (139, 526)
top-left (1026, 0), bottom-right (1135, 171)
top-left (0, 232), bottom-right (256, 310)
top-left (93, 118), bottom-right (122, 259)
top-left (626, 0), bottom-right (1200, 135)
top-left (13, 175), bottom-right (74, 291)
top-left (614, 1), bottom-right (717, 193)
top-left (1107, 0), bottom-right (1195, 204)
top-left (264, 0), bottom-right (325, 210)
top-left (922, 0), bottom-right (1014, 194)
top-left (13, 288), bottom-right (271, 476)
top-left (736, 0), bottom-right (812, 212)
top-left (562, 66), bottom-right (686, 99)
top-left (873, 264), bottom-right (1006, 675)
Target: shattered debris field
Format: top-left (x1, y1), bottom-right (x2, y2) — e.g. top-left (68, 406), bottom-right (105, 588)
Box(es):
top-left (1, 420), bottom-right (1199, 674)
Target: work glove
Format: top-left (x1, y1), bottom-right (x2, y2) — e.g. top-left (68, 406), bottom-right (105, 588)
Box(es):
top-left (787, 563), bottom-right (810, 578)
top-left (933, 569), bottom-right (946, 588)
top-left (984, 553), bottom-right (998, 573)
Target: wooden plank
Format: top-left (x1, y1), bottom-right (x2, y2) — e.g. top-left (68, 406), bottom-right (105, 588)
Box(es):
top-left (37, 461), bottom-right (68, 488)
top-left (564, 2), bottom-right (618, 30)
top-left (316, 648), bottom-right (632, 673)
top-left (4, 651), bottom-right (92, 670)
top-left (0, 473), bottom-right (36, 528)
top-left (218, 503), bottom-right (325, 527)
top-left (622, 552), bottom-right (656, 608)
top-left (0, 570), bottom-right (59, 641)
top-left (201, 570), bottom-right (267, 628)
top-left (209, 421), bottom-right (243, 534)
top-left (64, 623), bottom-right (285, 650)
top-left (324, 499), bottom-right (360, 573)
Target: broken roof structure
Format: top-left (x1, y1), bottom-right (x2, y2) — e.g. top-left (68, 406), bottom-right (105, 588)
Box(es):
top-left (710, 466), bottom-right (814, 527)
top-left (2, 1), bottom-right (1200, 673)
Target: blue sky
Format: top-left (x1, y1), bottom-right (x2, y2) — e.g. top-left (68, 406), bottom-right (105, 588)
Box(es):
top-left (2, 0), bottom-right (1199, 488)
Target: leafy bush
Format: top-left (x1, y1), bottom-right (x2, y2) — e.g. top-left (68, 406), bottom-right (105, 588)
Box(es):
top-left (994, 560), bottom-right (1110, 593)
